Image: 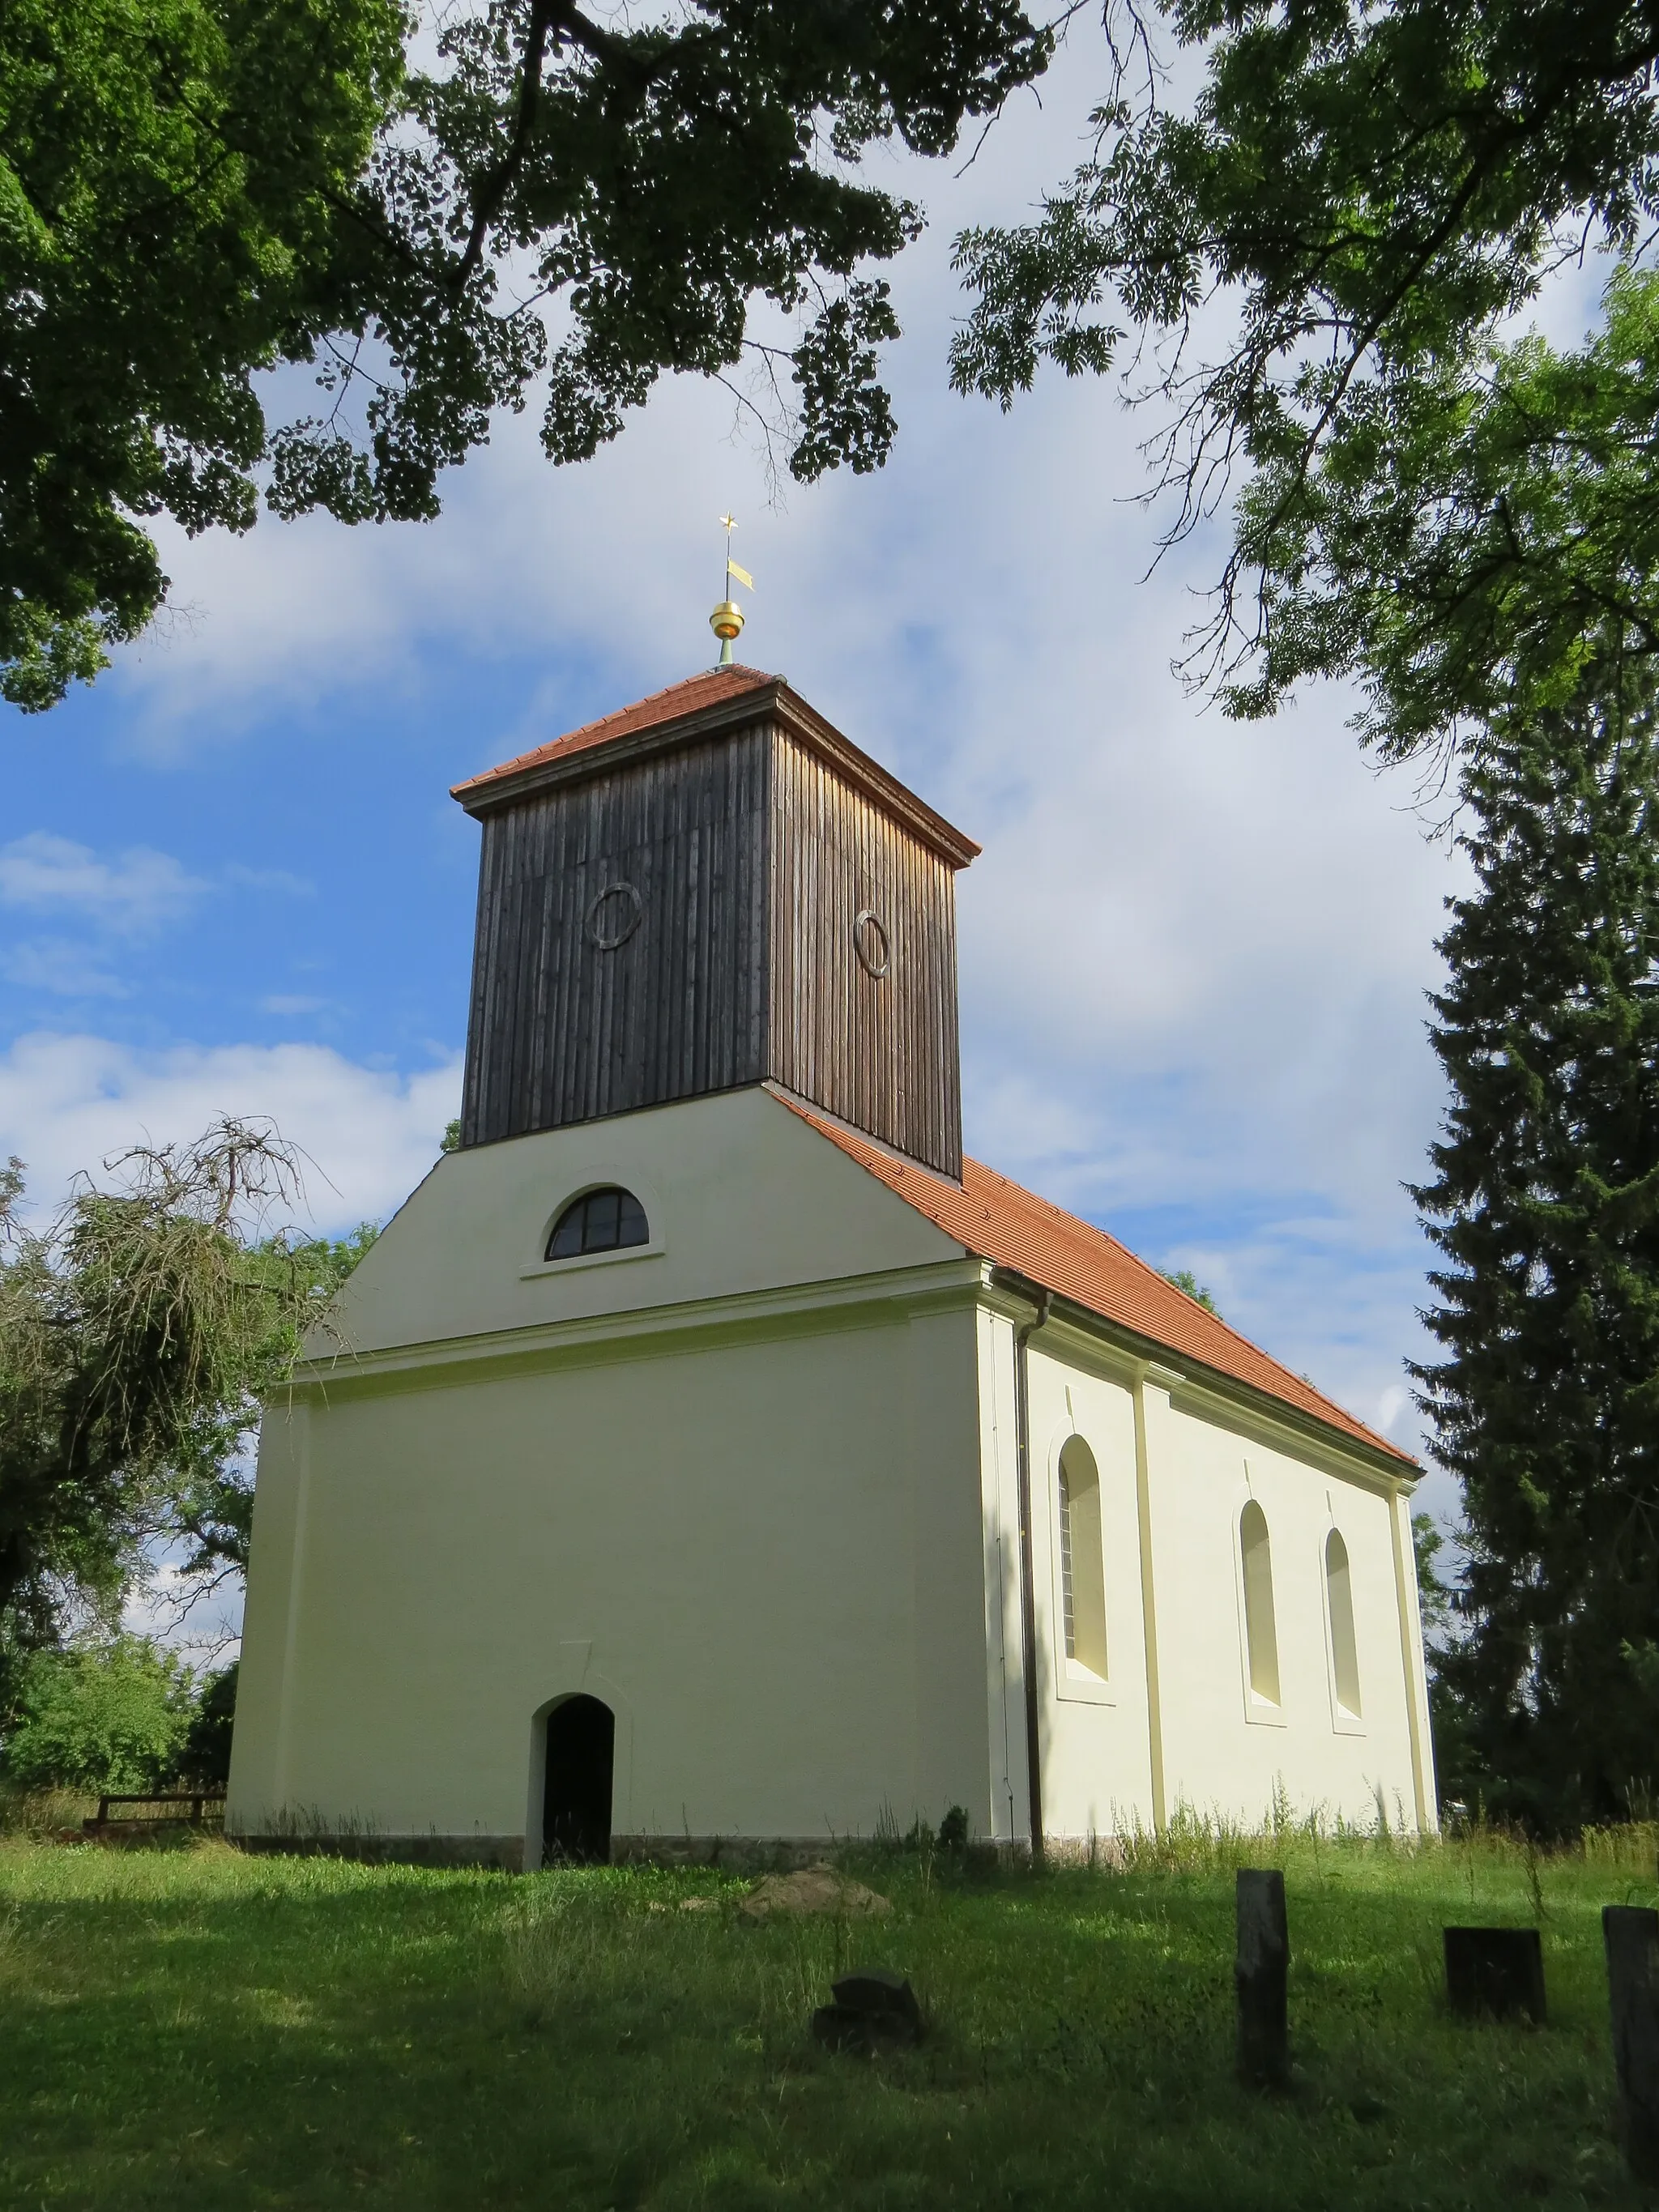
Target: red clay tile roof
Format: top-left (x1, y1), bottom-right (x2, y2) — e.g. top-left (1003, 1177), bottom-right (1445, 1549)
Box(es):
top-left (775, 1091), bottom-right (1416, 1470)
top-left (452, 665), bottom-right (778, 802)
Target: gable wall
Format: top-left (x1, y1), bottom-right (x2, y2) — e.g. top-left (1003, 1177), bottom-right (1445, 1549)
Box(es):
top-left (230, 1091), bottom-right (996, 1852)
top-left (323, 1088), bottom-right (958, 1359)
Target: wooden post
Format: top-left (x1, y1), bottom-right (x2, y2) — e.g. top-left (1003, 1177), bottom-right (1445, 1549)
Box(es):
top-left (1236, 1868), bottom-right (1290, 2089)
top-left (1604, 1906), bottom-right (1659, 2184)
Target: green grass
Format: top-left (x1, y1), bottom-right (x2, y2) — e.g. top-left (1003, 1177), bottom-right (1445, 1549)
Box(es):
top-left (2, 1823), bottom-right (1657, 2210)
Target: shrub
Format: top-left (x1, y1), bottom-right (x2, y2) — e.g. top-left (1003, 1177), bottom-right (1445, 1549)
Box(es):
top-left (176, 1660), bottom-right (238, 1788)
top-left (2, 1635), bottom-right (195, 1794)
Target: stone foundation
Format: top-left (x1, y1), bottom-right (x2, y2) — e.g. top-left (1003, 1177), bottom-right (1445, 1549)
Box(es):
top-left (225, 1830), bottom-right (1072, 1873)
top-left (232, 1831), bottom-right (525, 1871)
top-left (229, 1832), bottom-right (871, 1873)
top-left (609, 1835), bottom-right (838, 1872)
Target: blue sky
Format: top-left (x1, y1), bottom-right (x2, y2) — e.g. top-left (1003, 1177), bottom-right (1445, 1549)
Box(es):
top-left (0, 26), bottom-right (1473, 1545)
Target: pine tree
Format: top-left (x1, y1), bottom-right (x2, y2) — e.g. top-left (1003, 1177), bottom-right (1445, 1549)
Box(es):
top-left (1415, 654), bottom-right (1659, 1829)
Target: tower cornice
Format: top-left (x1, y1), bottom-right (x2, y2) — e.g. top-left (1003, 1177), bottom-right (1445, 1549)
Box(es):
top-left (452, 668), bottom-right (979, 871)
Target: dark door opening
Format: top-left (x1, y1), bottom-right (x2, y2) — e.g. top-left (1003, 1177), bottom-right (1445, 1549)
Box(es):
top-left (541, 1695), bottom-right (614, 1865)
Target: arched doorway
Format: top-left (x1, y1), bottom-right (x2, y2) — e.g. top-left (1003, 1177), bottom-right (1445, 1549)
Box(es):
top-left (541, 1695), bottom-right (614, 1865)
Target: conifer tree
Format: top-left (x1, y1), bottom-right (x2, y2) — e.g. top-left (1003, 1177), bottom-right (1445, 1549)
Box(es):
top-left (1415, 653), bottom-right (1659, 1828)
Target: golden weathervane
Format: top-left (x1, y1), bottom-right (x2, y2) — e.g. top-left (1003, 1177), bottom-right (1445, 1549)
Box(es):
top-left (710, 514), bottom-right (753, 665)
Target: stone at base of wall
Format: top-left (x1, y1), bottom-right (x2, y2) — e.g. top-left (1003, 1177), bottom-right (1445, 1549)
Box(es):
top-left (228, 1834), bottom-right (854, 1873)
top-left (1043, 1835), bottom-right (1131, 1871)
top-left (609, 1835), bottom-right (841, 1872)
top-left (227, 1831), bottom-right (1019, 1873)
top-left (233, 1831), bottom-right (527, 1870)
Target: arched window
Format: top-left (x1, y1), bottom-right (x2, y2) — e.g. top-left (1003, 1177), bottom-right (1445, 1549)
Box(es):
top-left (1324, 1528), bottom-right (1362, 1718)
top-left (1058, 1437), bottom-right (1108, 1680)
top-left (1239, 1499), bottom-right (1281, 1706)
top-left (545, 1186), bottom-right (648, 1262)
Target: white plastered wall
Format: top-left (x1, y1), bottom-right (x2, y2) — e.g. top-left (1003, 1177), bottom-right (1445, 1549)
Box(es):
top-left (230, 1085), bottom-right (1436, 1851)
top-left (973, 1307), bottom-right (1028, 1846)
top-left (229, 1090), bottom-right (1001, 1849)
top-left (1021, 1337), bottom-right (1160, 1838)
top-left (972, 1312), bottom-right (1435, 1843)
top-left (1143, 1378), bottom-right (1432, 1831)
top-left (310, 1085), bottom-right (957, 1357)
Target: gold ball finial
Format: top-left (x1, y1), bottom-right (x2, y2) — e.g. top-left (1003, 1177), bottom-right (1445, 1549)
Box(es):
top-left (710, 599), bottom-right (744, 644)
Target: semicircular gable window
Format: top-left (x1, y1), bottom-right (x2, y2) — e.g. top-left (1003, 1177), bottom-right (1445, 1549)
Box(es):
top-left (545, 1187), bottom-right (649, 1262)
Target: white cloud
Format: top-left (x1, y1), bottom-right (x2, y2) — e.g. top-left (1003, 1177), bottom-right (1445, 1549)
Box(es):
top-left (122, 1548), bottom-right (245, 1665)
top-left (0, 1031), bottom-right (461, 1233)
top-left (2, 940), bottom-right (130, 998)
top-left (225, 863), bottom-right (316, 897)
top-left (0, 833), bottom-right (207, 932)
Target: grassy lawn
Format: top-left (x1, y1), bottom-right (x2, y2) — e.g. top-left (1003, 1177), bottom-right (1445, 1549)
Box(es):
top-left (2, 1824), bottom-right (1656, 2210)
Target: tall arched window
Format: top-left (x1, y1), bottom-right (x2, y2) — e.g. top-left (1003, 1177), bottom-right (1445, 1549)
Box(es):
top-left (1324, 1528), bottom-right (1362, 1718)
top-left (545, 1186), bottom-right (648, 1261)
top-left (1058, 1437), bottom-right (1108, 1680)
top-left (1239, 1500), bottom-right (1281, 1706)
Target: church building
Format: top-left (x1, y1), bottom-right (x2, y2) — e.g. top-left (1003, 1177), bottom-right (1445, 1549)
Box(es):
top-left (228, 662), bottom-right (1436, 1864)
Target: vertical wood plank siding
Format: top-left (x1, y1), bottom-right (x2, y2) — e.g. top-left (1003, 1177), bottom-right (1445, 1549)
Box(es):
top-left (767, 729), bottom-right (962, 1178)
top-left (459, 714), bottom-right (963, 1178)
top-left (460, 725), bottom-right (772, 1146)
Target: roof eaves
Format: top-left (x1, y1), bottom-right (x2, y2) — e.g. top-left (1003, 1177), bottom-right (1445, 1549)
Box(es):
top-left (450, 669), bottom-right (783, 813)
top-left (965, 1158), bottom-right (1414, 1459)
top-left (766, 685), bottom-right (980, 867)
top-left (450, 671), bottom-right (980, 867)
top-left (770, 1088), bottom-right (1415, 1473)
top-left (986, 1264), bottom-right (1418, 1479)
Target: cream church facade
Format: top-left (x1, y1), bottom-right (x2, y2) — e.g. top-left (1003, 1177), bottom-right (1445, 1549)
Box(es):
top-left (228, 667), bottom-right (1436, 1864)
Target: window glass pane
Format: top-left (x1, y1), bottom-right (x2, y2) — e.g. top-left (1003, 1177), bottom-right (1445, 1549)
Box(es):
top-left (1059, 1464), bottom-right (1077, 1661)
top-left (583, 1189), bottom-right (621, 1251)
top-left (1240, 1500), bottom-right (1281, 1704)
top-left (618, 1192), bottom-right (649, 1247)
top-left (548, 1204), bottom-right (585, 1259)
top-left (545, 1187), bottom-right (650, 1262)
top-left (1325, 1529), bottom-right (1362, 1717)
top-left (1059, 1438), bottom-right (1107, 1678)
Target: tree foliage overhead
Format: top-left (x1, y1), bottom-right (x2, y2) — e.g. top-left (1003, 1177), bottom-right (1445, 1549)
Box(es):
top-left (1, 0), bottom-right (407, 710)
top-left (949, 0), bottom-right (1659, 748)
top-left (945, 0), bottom-right (1659, 1822)
top-left (1413, 654), bottom-right (1659, 1829)
top-left (1229, 266), bottom-right (1659, 759)
top-left (2, 0), bottom-right (1050, 710)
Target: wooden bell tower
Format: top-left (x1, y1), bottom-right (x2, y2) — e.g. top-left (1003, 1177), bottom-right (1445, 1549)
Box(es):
top-left (451, 666), bottom-right (978, 1178)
